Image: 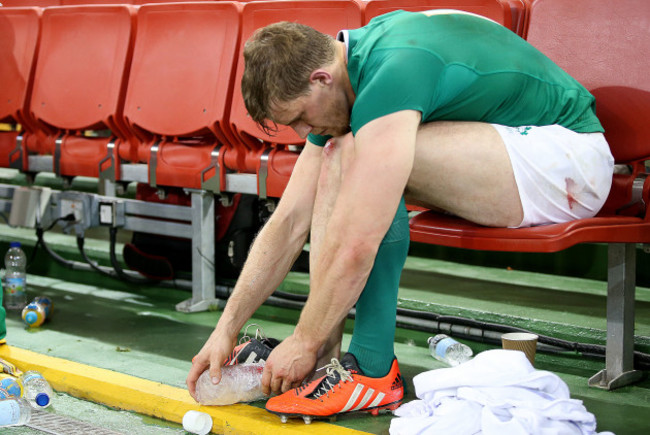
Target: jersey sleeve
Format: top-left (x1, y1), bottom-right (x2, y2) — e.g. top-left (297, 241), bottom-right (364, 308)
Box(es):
top-left (307, 132), bottom-right (332, 146)
top-left (350, 48), bottom-right (444, 135)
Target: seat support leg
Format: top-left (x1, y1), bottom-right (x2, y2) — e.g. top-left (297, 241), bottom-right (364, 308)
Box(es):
top-left (98, 139), bottom-right (117, 197)
top-left (176, 190), bottom-right (223, 313)
top-left (588, 243), bottom-right (642, 389)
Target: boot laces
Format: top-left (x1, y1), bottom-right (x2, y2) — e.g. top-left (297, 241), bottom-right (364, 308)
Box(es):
top-left (238, 323), bottom-right (267, 344)
top-left (313, 358), bottom-right (353, 399)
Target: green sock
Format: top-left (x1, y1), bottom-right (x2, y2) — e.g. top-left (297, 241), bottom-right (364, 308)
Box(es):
top-left (347, 198), bottom-right (409, 377)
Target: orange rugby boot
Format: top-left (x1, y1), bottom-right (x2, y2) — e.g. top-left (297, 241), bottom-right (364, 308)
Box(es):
top-left (265, 353), bottom-right (404, 424)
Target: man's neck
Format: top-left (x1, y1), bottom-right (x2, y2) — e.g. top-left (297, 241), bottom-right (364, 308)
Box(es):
top-left (335, 41), bottom-right (356, 106)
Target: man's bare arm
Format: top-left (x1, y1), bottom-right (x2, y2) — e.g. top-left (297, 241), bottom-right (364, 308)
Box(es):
top-left (263, 110), bottom-right (420, 393)
top-left (186, 141), bottom-right (323, 398)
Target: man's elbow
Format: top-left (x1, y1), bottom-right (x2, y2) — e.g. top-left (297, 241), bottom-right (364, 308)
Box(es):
top-left (337, 236), bottom-right (380, 272)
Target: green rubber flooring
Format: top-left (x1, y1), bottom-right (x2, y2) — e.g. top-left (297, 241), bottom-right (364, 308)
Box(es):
top-left (1, 223), bottom-right (649, 434)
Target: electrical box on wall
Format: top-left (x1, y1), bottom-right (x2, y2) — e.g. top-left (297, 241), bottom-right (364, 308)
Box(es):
top-left (98, 200), bottom-right (125, 227)
top-left (56, 192), bottom-right (97, 234)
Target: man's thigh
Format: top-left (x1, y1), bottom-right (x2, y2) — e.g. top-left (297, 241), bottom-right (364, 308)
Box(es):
top-left (405, 121), bottom-right (523, 227)
top-left (405, 121), bottom-right (614, 228)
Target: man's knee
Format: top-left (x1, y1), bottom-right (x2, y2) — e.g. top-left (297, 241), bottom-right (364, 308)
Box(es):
top-left (323, 133), bottom-right (354, 160)
top-left (317, 133), bottom-right (355, 187)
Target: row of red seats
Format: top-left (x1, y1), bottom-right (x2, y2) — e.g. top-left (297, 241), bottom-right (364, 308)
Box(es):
top-left (0, 0), bottom-right (529, 36)
top-left (1, 0), bottom-right (526, 197)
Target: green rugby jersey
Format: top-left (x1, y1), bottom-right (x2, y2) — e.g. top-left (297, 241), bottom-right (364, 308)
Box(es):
top-left (308, 10), bottom-right (603, 146)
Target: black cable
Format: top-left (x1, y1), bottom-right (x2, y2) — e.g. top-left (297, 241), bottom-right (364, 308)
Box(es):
top-left (36, 227), bottom-right (76, 270)
top-left (27, 238), bottom-right (42, 271)
top-left (33, 215), bottom-right (145, 285)
top-left (108, 226), bottom-right (156, 285)
top-left (76, 235), bottom-right (118, 279)
top-left (214, 284), bottom-right (234, 300)
top-left (264, 289), bottom-right (650, 368)
top-left (31, 214), bottom-right (79, 270)
top-left (396, 306), bottom-right (650, 364)
top-left (44, 214), bottom-right (75, 232)
top-left (29, 214), bottom-right (72, 268)
top-left (271, 289), bottom-right (310, 302)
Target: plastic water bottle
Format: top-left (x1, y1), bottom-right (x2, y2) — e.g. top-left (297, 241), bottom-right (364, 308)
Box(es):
top-left (195, 362), bottom-right (266, 405)
top-left (3, 242), bottom-right (27, 311)
top-left (428, 334), bottom-right (473, 366)
top-left (34, 296), bottom-right (52, 318)
top-left (0, 373), bottom-right (23, 399)
top-left (0, 397), bottom-right (32, 428)
top-left (21, 297), bottom-right (52, 328)
top-left (20, 370), bottom-right (54, 408)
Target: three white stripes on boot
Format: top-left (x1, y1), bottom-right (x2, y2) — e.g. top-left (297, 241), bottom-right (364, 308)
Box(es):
top-left (235, 353), bottom-right (385, 412)
top-left (341, 384), bottom-right (385, 412)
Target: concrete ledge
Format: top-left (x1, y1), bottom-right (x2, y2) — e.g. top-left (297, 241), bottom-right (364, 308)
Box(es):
top-left (0, 345), bottom-right (368, 435)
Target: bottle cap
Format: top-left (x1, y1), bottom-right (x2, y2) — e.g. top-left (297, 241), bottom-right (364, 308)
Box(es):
top-left (35, 393), bottom-right (50, 407)
top-left (24, 311), bottom-right (39, 325)
top-left (10, 241), bottom-right (21, 248)
top-left (182, 410), bottom-right (212, 435)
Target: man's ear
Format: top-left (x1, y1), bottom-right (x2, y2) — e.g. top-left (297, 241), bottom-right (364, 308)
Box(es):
top-left (309, 69), bottom-right (333, 86)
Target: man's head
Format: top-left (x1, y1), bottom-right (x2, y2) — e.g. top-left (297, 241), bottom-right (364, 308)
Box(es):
top-left (242, 21), bottom-right (352, 138)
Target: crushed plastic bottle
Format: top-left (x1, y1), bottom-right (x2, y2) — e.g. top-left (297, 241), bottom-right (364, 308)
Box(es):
top-left (20, 370), bottom-right (54, 408)
top-left (0, 397), bottom-right (32, 428)
top-left (428, 334), bottom-right (473, 366)
top-left (195, 362), bottom-right (266, 405)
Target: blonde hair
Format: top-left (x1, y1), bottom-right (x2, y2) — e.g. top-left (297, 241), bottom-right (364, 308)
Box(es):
top-left (241, 21), bottom-right (336, 134)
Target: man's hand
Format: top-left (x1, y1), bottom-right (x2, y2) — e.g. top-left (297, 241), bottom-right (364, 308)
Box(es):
top-left (186, 330), bottom-right (237, 400)
top-left (262, 334), bottom-right (318, 395)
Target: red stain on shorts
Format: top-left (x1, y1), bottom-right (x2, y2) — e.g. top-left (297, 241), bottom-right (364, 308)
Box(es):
top-left (565, 177), bottom-right (577, 210)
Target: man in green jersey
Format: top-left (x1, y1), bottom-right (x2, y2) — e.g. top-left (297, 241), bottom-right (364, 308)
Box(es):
top-left (187, 10), bottom-right (614, 420)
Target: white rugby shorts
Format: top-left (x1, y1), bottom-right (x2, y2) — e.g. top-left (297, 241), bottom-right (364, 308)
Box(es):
top-left (491, 124), bottom-right (615, 228)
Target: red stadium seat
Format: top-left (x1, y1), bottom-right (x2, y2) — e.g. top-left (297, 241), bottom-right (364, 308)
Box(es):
top-left (363, 0), bottom-right (527, 34)
top-left (409, 0), bottom-right (650, 389)
top-left (229, 0), bottom-right (363, 197)
top-left (131, 0), bottom-right (206, 4)
top-left (1, 0), bottom-right (60, 6)
top-left (60, 0), bottom-right (134, 5)
top-left (121, 1), bottom-right (241, 191)
top-left (0, 7), bottom-right (42, 170)
top-left (27, 5), bottom-right (135, 178)
top-left (502, 0), bottom-right (528, 35)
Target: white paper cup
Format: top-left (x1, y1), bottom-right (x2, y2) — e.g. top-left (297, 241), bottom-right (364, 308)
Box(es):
top-left (501, 332), bottom-right (538, 366)
top-left (182, 410), bottom-right (212, 435)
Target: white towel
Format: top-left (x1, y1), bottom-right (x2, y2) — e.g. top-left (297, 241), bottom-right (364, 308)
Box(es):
top-left (390, 349), bottom-right (614, 435)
